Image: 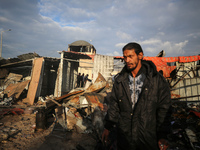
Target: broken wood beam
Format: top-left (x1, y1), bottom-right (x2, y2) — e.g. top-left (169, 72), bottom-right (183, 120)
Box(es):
top-left (46, 96), bottom-right (62, 107)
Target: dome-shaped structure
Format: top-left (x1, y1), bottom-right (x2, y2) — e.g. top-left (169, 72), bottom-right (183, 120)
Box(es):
top-left (68, 40), bottom-right (96, 54)
top-left (69, 40), bottom-right (93, 47)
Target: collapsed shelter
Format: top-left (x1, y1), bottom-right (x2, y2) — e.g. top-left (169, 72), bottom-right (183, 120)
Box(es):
top-left (0, 41), bottom-right (200, 149)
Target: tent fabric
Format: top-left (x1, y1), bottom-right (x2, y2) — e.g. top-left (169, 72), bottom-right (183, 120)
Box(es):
top-left (143, 55), bottom-right (200, 78)
top-left (161, 57), bottom-right (179, 63)
top-left (143, 57), bottom-right (176, 78)
top-left (178, 55), bottom-right (199, 63)
top-left (144, 55), bottom-right (200, 63)
top-left (114, 55), bottom-right (200, 78)
top-left (114, 55), bottom-right (200, 63)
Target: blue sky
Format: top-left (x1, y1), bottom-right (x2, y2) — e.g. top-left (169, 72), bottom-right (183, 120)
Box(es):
top-left (0, 0), bottom-right (200, 59)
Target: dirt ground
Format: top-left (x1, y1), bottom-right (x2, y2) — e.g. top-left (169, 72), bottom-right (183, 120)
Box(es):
top-left (0, 107), bottom-right (98, 150)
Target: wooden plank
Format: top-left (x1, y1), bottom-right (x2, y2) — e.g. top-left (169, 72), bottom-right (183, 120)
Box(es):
top-left (24, 58), bottom-right (44, 105)
top-left (3, 80), bottom-right (30, 99)
top-left (4, 73), bottom-right (23, 87)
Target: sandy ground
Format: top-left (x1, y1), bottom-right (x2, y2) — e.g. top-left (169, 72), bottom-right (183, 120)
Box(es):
top-left (0, 110), bottom-right (98, 150)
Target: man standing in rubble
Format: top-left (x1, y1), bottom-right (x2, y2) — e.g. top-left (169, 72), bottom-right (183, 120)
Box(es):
top-left (102, 42), bottom-right (171, 150)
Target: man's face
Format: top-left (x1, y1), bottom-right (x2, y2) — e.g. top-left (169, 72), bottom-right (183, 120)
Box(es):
top-left (123, 49), bottom-right (143, 71)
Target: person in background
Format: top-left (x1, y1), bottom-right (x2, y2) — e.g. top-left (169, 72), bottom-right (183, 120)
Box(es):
top-left (76, 73), bottom-right (81, 87)
top-left (84, 74), bottom-right (89, 85)
top-left (81, 73), bottom-right (84, 87)
top-left (102, 42), bottom-right (171, 150)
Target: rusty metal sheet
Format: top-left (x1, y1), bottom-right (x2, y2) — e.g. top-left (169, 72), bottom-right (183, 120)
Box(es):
top-left (56, 89), bottom-right (84, 101)
top-left (171, 92), bottom-right (180, 99)
top-left (46, 90), bottom-right (85, 108)
top-left (85, 73), bottom-right (107, 93)
top-left (64, 95), bottom-right (90, 109)
top-left (66, 96), bottom-right (80, 106)
top-left (3, 80), bottom-right (30, 99)
top-left (84, 92), bottom-right (104, 110)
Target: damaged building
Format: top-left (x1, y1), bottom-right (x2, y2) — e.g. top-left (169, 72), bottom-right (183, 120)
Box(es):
top-left (0, 41), bottom-right (200, 149)
top-left (56, 40), bottom-right (114, 97)
top-left (0, 40), bottom-right (114, 104)
top-left (0, 53), bottom-right (60, 105)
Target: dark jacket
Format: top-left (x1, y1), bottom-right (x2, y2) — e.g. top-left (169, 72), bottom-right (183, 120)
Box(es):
top-left (105, 60), bottom-right (171, 150)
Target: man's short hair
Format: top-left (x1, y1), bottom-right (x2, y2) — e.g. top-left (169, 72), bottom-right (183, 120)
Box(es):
top-left (122, 42), bottom-right (143, 55)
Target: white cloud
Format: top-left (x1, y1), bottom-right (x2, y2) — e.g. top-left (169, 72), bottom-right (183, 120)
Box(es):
top-left (187, 32), bottom-right (200, 39)
top-left (140, 38), bottom-right (161, 45)
top-left (106, 51), bottom-right (121, 56)
top-left (140, 39), bottom-right (188, 56)
top-left (157, 32), bottom-right (165, 36)
top-left (114, 51), bottom-right (120, 56)
top-left (115, 43), bottom-right (127, 49)
top-left (113, 38), bottom-right (189, 57)
top-left (116, 31), bottom-right (132, 40)
top-left (0, 16), bottom-right (10, 23)
top-left (0, 0), bottom-right (199, 58)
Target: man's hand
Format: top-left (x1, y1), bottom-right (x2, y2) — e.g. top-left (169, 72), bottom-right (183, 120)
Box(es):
top-left (101, 128), bottom-right (110, 146)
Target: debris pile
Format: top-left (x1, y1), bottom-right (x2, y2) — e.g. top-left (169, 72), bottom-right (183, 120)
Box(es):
top-left (0, 72), bottom-right (30, 106)
top-left (165, 102), bottom-right (200, 150)
top-left (0, 71), bottom-right (111, 149)
top-left (0, 54), bottom-right (200, 150)
top-left (49, 73), bottom-right (110, 139)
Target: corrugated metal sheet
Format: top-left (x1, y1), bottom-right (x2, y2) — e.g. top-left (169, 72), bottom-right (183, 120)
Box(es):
top-left (176, 61), bottom-right (198, 79)
top-left (54, 52), bottom-right (79, 97)
top-left (58, 55), bottom-right (79, 96)
top-left (93, 54), bottom-right (113, 81)
top-left (85, 73), bottom-right (107, 93)
top-left (171, 77), bottom-right (200, 101)
top-left (84, 93), bottom-right (104, 110)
